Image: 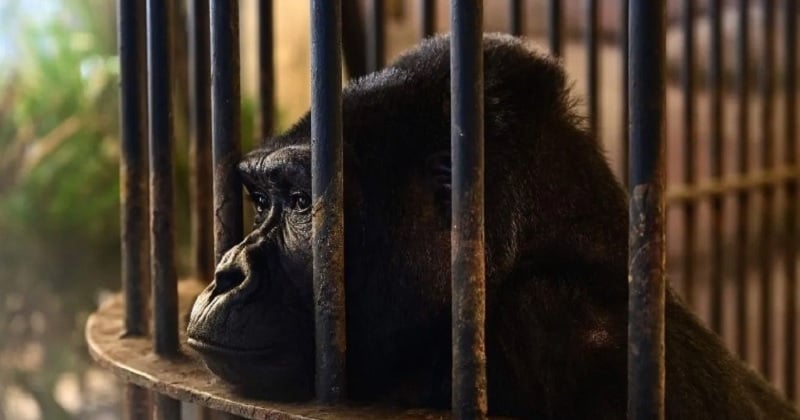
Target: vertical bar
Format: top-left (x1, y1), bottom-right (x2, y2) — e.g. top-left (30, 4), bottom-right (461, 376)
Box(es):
top-left (509, 0), bottom-right (523, 36)
top-left (146, 0), bottom-right (181, 418)
top-left (586, 0), bottom-right (599, 140)
top-left (366, 0), bottom-right (385, 73)
top-left (146, 0), bottom-right (179, 359)
top-left (342, 0), bottom-right (368, 79)
top-left (259, 0), bottom-right (275, 138)
top-left (450, 1), bottom-right (487, 419)
top-left (708, 0), bottom-right (724, 335)
top-left (783, 0), bottom-right (798, 400)
top-left (118, 0), bottom-right (149, 340)
top-left (734, 0), bottom-right (750, 359)
top-left (627, 1), bottom-right (666, 419)
top-left (547, 0), bottom-right (562, 57)
top-left (759, 0), bottom-right (775, 381)
top-left (420, 0), bottom-right (436, 39)
top-left (620, 0), bottom-right (629, 184)
top-left (188, 0), bottom-right (214, 283)
top-left (680, 0), bottom-right (696, 309)
top-left (118, 0), bottom-right (151, 417)
top-left (210, 0), bottom-right (244, 263)
top-left (310, 0), bottom-right (347, 403)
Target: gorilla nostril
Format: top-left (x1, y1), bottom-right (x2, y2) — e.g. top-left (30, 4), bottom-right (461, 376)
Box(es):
top-left (213, 267), bottom-right (246, 296)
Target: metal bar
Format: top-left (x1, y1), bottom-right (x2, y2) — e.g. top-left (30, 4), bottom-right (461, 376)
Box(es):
top-left (586, 0), bottom-right (599, 140)
top-left (259, 0), bottom-right (275, 138)
top-left (708, 0), bottom-right (724, 335)
top-left (342, 0), bottom-right (367, 79)
top-left (366, 0), bottom-right (385, 73)
top-left (547, 0), bottom-right (562, 57)
top-left (734, 0), bottom-right (750, 359)
top-left (188, 0), bottom-right (214, 283)
top-left (420, 0), bottom-right (436, 39)
top-left (627, 1), bottom-right (666, 419)
top-left (680, 0), bottom-right (696, 309)
top-left (620, 0), bottom-right (629, 184)
top-left (783, 0), bottom-right (798, 400)
top-left (310, 0), bottom-right (347, 403)
top-left (118, 0), bottom-right (149, 339)
top-left (450, 1), bottom-right (487, 418)
top-left (123, 385), bottom-right (150, 420)
top-left (210, 0), bottom-right (243, 263)
top-left (152, 393), bottom-right (180, 420)
top-left (759, 0), bottom-right (775, 381)
top-left (509, 0), bottom-right (523, 36)
top-left (146, 0), bottom-right (179, 358)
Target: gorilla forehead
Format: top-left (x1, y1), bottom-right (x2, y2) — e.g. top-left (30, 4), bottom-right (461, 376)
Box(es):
top-left (239, 145), bottom-right (311, 186)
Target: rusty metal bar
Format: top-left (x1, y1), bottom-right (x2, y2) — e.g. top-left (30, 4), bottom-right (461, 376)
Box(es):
top-left (210, 0), bottom-right (243, 263)
top-left (450, 1), bottom-right (487, 418)
top-left (509, 0), bottom-right (523, 36)
top-left (118, 0), bottom-right (149, 340)
top-left (342, 0), bottom-right (367, 79)
top-left (783, 0), bottom-right (798, 399)
top-left (680, 0), bottom-right (696, 309)
top-left (188, 0), bottom-right (214, 283)
top-left (734, 0), bottom-right (750, 359)
top-left (620, 0), bottom-right (629, 184)
top-left (310, 0), bottom-right (347, 403)
top-left (708, 0), bottom-right (724, 335)
top-left (146, 0), bottom-right (179, 359)
top-left (123, 385), bottom-right (150, 420)
top-left (146, 0), bottom-right (181, 418)
top-left (259, 0), bottom-right (275, 138)
top-left (366, 0), bottom-right (385, 73)
top-left (420, 0), bottom-right (436, 39)
top-left (627, 1), bottom-right (666, 419)
top-left (547, 0), bottom-right (562, 57)
top-left (586, 0), bottom-right (599, 140)
top-left (759, 0), bottom-right (775, 381)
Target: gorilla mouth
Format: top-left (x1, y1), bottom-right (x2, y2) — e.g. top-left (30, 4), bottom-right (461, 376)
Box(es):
top-left (187, 337), bottom-right (275, 357)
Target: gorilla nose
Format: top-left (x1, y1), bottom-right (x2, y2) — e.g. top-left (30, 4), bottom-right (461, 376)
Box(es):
top-left (213, 266), bottom-right (246, 295)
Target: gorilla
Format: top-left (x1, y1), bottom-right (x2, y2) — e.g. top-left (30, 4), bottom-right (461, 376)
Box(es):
top-left (186, 34), bottom-right (799, 419)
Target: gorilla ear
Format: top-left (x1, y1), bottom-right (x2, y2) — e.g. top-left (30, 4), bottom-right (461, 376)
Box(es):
top-left (425, 150), bottom-right (451, 223)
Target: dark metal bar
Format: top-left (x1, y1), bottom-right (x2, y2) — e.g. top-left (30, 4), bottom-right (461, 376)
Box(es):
top-left (146, 0), bottom-right (179, 358)
top-left (759, 0), bottom-right (775, 381)
top-left (210, 0), bottom-right (243, 263)
top-left (420, 0), bottom-right (436, 39)
top-left (620, 0), bottom-right (629, 184)
top-left (627, 1), bottom-right (666, 419)
top-left (122, 385), bottom-right (150, 420)
top-left (783, 0), bottom-right (798, 399)
top-left (680, 0), bottom-right (695, 309)
top-left (152, 394), bottom-right (180, 420)
top-left (708, 0), bottom-right (724, 335)
top-left (118, 0), bottom-right (149, 339)
top-left (734, 0), bottom-right (750, 359)
top-left (509, 0), bottom-right (523, 36)
top-left (450, 1), bottom-right (487, 418)
top-left (547, 0), bottom-right (562, 57)
top-left (366, 0), bottom-right (385, 73)
top-left (310, 0), bottom-right (347, 403)
top-left (342, 0), bottom-right (367, 79)
top-left (586, 0), bottom-right (599, 140)
top-left (188, 0), bottom-right (214, 283)
top-left (259, 0), bottom-right (275, 138)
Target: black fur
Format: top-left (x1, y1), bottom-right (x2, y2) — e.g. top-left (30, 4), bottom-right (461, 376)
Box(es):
top-left (186, 33), bottom-right (799, 419)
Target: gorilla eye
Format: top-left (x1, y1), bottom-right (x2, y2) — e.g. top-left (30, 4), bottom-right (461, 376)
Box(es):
top-left (289, 192), bottom-right (311, 212)
top-left (252, 193), bottom-right (270, 214)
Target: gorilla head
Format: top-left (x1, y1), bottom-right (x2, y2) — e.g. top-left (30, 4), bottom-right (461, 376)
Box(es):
top-left (186, 34), bottom-right (798, 418)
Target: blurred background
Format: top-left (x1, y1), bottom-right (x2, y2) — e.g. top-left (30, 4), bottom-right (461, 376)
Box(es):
top-left (0, 0), bottom-right (795, 419)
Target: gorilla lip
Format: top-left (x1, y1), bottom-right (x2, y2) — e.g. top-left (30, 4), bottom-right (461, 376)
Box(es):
top-left (187, 337), bottom-right (274, 357)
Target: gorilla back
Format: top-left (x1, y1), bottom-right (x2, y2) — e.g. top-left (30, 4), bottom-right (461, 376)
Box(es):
top-left (186, 33), bottom-right (800, 419)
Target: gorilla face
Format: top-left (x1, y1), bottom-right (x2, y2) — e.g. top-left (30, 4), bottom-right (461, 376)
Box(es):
top-left (187, 145), bottom-right (316, 400)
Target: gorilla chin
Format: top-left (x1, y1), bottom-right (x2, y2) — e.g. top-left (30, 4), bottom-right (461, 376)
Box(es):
top-left (187, 337), bottom-right (314, 400)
